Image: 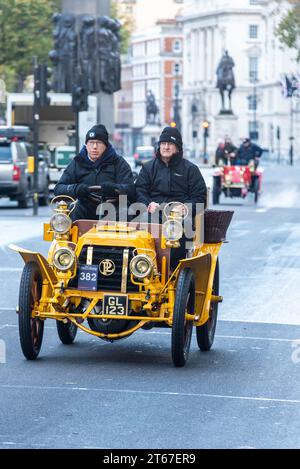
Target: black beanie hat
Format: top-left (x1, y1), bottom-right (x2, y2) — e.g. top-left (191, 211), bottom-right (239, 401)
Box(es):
top-left (158, 126), bottom-right (183, 151)
top-left (85, 124), bottom-right (109, 146)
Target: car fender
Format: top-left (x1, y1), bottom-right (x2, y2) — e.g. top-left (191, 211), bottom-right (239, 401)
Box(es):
top-left (177, 253), bottom-right (212, 321)
top-left (9, 244), bottom-right (57, 289)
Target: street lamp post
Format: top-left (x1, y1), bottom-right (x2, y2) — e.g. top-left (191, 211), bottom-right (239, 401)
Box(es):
top-left (289, 98), bottom-right (294, 166)
top-left (173, 82), bottom-right (181, 132)
top-left (250, 74), bottom-right (259, 141)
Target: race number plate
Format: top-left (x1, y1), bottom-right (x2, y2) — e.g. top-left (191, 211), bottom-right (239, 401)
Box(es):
top-left (103, 295), bottom-right (128, 316)
top-left (78, 265), bottom-right (98, 291)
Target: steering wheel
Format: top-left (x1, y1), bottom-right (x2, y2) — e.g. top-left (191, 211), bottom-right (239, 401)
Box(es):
top-left (87, 186), bottom-right (104, 204)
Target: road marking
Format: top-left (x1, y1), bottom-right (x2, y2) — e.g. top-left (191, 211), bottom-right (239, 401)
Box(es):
top-left (140, 331), bottom-right (299, 342)
top-left (0, 383), bottom-right (299, 405)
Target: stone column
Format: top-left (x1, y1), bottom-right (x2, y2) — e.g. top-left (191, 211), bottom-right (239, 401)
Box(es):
top-left (62, 0), bottom-right (114, 133)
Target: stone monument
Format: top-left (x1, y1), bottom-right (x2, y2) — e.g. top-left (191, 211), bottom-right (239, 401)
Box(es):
top-left (61, 0), bottom-right (114, 132)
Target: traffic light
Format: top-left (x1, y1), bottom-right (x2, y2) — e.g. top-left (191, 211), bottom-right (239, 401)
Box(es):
top-left (202, 120), bottom-right (210, 138)
top-left (34, 64), bottom-right (51, 107)
top-left (39, 64), bottom-right (51, 106)
top-left (72, 84), bottom-right (88, 113)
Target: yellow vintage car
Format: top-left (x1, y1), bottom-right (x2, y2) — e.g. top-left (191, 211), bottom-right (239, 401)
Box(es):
top-left (10, 196), bottom-right (233, 367)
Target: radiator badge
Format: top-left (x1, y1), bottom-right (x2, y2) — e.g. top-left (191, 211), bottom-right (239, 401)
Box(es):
top-left (99, 259), bottom-right (116, 276)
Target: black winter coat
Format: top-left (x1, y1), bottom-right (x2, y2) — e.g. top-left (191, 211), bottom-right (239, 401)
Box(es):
top-left (54, 144), bottom-right (135, 220)
top-left (236, 143), bottom-right (263, 164)
top-left (135, 152), bottom-right (207, 215)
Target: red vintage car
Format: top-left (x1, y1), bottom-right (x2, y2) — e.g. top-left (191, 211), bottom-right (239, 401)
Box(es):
top-left (212, 159), bottom-right (263, 204)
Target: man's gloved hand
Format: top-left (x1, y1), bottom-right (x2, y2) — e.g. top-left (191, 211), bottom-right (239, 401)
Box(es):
top-left (75, 183), bottom-right (90, 199)
top-left (99, 182), bottom-right (119, 197)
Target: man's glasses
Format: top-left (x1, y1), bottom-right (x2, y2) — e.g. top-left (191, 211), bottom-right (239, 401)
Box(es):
top-left (87, 141), bottom-right (103, 147)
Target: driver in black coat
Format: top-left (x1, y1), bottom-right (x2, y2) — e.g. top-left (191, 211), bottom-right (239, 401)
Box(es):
top-left (54, 124), bottom-right (135, 221)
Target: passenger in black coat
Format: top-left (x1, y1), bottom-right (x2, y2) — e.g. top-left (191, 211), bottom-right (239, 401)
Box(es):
top-left (235, 138), bottom-right (263, 165)
top-left (136, 127), bottom-right (207, 218)
top-left (54, 124), bottom-right (135, 221)
top-left (135, 126), bottom-right (207, 268)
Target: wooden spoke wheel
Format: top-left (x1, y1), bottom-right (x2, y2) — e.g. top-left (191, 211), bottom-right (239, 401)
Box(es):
top-left (172, 268), bottom-right (195, 367)
top-left (196, 259), bottom-right (219, 351)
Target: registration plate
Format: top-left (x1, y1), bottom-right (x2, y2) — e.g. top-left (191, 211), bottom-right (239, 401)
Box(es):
top-left (78, 265), bottom-right (98, 291)
top-left (103, 295), bottom-right (128, 316)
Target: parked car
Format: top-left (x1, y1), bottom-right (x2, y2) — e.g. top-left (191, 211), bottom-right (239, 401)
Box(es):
top-left (0, 126), bottom-right (50, 208)
top-left (133, 145), bottom-right (155, 167)
top-left (49, 146), bottom-right (76, 191)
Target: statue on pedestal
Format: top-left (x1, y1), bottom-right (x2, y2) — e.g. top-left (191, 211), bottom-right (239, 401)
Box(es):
top-left (216, 50), bottom-right (236, 114)
top-left (146, 91), bottom-right (159, 125)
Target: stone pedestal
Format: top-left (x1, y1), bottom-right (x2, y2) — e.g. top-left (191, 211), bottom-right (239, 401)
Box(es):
top-left (142, 124), bottom-right (161, 147)
top-left (214, 113), bottom-right (239, 142)
top-left (62, 0), bottom-right (110, 16)
top-left (62, 0), bottom-right (114, 132)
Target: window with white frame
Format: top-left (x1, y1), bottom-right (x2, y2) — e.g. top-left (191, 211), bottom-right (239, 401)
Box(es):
top-left (249, 25), bottom-right (259, 39)
top-left (173, 39), bottom-right (182, 53)
top-left (133, 64), bottom-right (145, 78)
top-left (147, 61), bottom-right (160, 76)
top-left (173, 63), bottom-right (181, 75)
top-left (249, 57), bottom-right (259, 81)
top-left (133, 82), bottom-right (145, 101)
top-left (248, 95), bottom-right (257, 110)
top-left (249, 121), bottom-right (259, 140)
top-left (173, 81), bottom-right (182, 98)
top-left (147, 39), bottom-right (160, 56)
top-left (133, 42), bottom-right (145, 58)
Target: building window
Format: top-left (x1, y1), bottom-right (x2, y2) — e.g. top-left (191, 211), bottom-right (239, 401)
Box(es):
top-left (249, 57), bottom-right (259, 81)
top-left (173, 39), bottom-right (182, 53)
top-left (249, 121), bottom-right (259, 141)
top-left (173, 82), bottom-right (182, 98)
top-left (173, 63), bottom-right (181, 75)
top-left (249, 0), bottom-right (259, 5)
top-left (248, 95), bottom-right (257, 110)
top-left (249, 25), bottom-right (258, 39)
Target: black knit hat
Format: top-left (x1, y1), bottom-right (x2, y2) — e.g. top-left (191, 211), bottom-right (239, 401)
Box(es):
top-left (85, 124), bottom-right (109, 146)
top-left (158, 126), bottom-right (182, 151)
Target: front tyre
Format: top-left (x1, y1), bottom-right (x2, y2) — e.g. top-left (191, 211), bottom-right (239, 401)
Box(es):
top-left (56, 321), bottom-right (78, 344)
top-left (196, 259), bottom-right (219, 351)
top-left (18, 262), bottom-right (44, 360)
top-left (172, 268), bottom-right (195, 367)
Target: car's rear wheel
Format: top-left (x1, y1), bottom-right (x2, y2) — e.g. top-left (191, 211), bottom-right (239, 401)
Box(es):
top-left (212, 176), bottom-right (221, 205)
top-left (171, 268), bottom-right (195, 367)
top-left (196, 259), bottom-right (219, 351)
top-left (18, 192), bottom-right (30, 209)
top-left (253, 177), bottom-right (259, 204)
top-left (56, 320), bottom-right (78, 344)
top-left (18, 262), bottom-right (44, 359)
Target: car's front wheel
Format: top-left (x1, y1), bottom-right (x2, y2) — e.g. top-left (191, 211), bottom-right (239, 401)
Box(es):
top-left (18, 262), bottom-right (44, 359)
